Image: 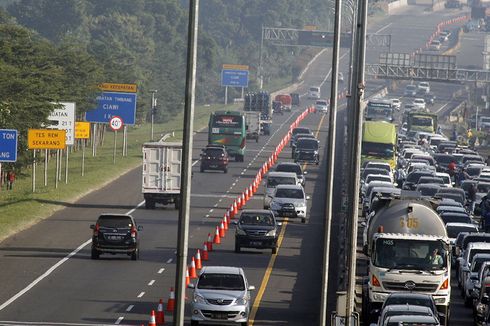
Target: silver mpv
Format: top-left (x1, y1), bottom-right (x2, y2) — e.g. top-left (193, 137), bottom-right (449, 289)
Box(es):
top-left (189, 266), bottom-right (255, 325)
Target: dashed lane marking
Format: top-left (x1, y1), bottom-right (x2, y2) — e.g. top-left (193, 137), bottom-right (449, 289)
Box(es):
top-left (137, 292), bottom-right (145, 298)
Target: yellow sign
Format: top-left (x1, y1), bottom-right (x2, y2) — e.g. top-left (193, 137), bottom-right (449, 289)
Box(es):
top-left (28, 129), bottom-right (66, 149)
top-left (222, 64), bottom-right (249, 71)
top-left (98, 83), bottom-right (137, 93)
top-left (75, 122), bottom-right (90, 139)
top-left (303, 25), bottom-right (318, 30)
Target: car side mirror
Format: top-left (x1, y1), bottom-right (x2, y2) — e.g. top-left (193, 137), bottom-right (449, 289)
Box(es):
top-left (277, 222), bottom-right (282, 226)
top-left (90, 224), bottom-right (95, 229)
top-left (248, 285), bottom-right (255, 291)
top-left (231, 220), bottom-right (238, 225)
top-left (187, 283), bottom-right (195, 289)
top-left (306, 195), bottom-right (311, 200)
top-left (137, 225), bottom-right (143, 231)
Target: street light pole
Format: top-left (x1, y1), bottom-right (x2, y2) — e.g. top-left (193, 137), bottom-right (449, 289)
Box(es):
top-left (150, 90), bottom-right (158, 141)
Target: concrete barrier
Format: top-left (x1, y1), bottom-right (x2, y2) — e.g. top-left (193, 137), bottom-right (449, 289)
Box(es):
top-left (387, 0), bottom-right (408, 13)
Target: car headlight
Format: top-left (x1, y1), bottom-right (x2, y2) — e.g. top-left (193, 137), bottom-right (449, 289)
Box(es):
top-left (236, 297), bottom-right (248, 305)
top-left (266, 230), bottom-right (276, 237)
top-left (236, 227), bottom-right (247, 236)
top-left (296, 202), bottom-right (306, 208)
top-left (193, 293), bottom-right (206, 304)
top-left (314, 150), bottom-right (318, 155)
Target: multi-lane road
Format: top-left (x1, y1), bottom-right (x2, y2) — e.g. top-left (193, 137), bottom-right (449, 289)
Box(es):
top-left (0, 3), bottom-right (485, 326)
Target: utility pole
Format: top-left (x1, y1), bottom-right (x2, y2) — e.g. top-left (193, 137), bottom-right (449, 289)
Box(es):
top-left (150, 90), bottom-right (158, 141)
top-left (173, 0), bottom-right (199, 325)
top-left (319, 0), bottom-right (342, 323)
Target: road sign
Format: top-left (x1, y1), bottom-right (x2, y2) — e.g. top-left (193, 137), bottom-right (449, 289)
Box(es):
top-left (0, 129), bottom-right (18, 162)
top-left (85, 92), bottom-right (137, 125)
top-left (48, 102), bottom-right (75, 145)
top-left (98, 83), bottom-right (137, 93)
top-left (28, 129), bottom-right (66, 150)
top-left (109, 116), bottom-right (123, 131)
top-left (221, 69), bottom-right (249, 87)
top-left (75, 122), bottom-right (90, 139)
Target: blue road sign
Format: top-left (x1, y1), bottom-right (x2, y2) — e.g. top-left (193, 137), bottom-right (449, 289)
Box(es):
top-left (85, 92), bottom-right (137, 125)
top-left (0, 129), bottom-right (18, 162)
top-left (221, 69), bottom-right (249, 87)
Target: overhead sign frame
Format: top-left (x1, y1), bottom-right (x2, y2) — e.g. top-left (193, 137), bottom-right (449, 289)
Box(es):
top-left (0, 129), bottom-right (18, 162)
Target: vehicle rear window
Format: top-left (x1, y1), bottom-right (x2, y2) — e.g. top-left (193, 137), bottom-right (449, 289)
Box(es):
top-left (97, 216), bottom-right (132, 228)
top-left (297, 139), bottom-right (318, 149)
top-left (384, 297), bottom-right (431, 309)
top-left (447, 225), bottom-right (477, 238)
top-left (267, 176), bottom-right (296, 187)
top-left (204, 148), bottom-right (224, 156)
top-left (197, 273), bottom-right (245, 290)
top-left (276, 165), bottom-right (301, 175)
top-left (239, 213), bottom-right (274, 226)
top-left (275, 188), bottom-right (304, 199)
top-left (292, 128), bottom-right (310, 135)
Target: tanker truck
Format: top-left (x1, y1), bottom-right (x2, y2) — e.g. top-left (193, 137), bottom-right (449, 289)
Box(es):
top-left (362, 199), bottom-right (451, 325)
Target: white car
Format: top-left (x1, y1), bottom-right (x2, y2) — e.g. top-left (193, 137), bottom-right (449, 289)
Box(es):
top-left (315, 100), bottom-right (329, 113)
top-left (429, 40), bottom-right (441, 50)
top-left (412, 98), bottom-right (426, 110)
top-left (269, 184), bottom-right (309, 223)
top-left (436, 172), bottom-right (453, 188)
top-left (417, 81), bottom-right (430, 94)
top-left (308, 86), bottom-right (321, 99)
top-left (391, 98), bottom-right (401, 110)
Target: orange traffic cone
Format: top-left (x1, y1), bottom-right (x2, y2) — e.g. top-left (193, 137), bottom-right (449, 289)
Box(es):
top-left (244, 188), bottom-right (249, 202)
top-left (166, 287), bottom-right (175, 312)
top-left (229, 204), bottom-right (236, 219)
top-left (156, 299), bottom-right (165, 325)
top-left (189, 257), bottom-right (197, 279)
top-left (233, 200), bottom-right (238, 216)
top-left (219, 221), bottom-right (226, 238)
top-left (195, 249), bottom-right (202, 269)
top-left (237, 196), bottom-right (242, 210)
top-left (148, 310), bottom-right (157, 326)
top-left (185, 268), bottom-right (190, 286)
top-left (240, 193), bottom-right (246, 207)
top-left (249, 184), bottom-right (254, 196)
top-left (207, 233), bottom-right (213, 252)
top-left (213, 226), bottom-right (221, 244)
top-left (202, 242), bottom-right (209, 261)
top-left (223, 214), bottom-right (228, 230)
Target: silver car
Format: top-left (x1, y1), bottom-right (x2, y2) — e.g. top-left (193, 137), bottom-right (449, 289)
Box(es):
top-left (269, 184), bottom-right (308, 223)
top-left (189, 266), bottom-right (255, 325)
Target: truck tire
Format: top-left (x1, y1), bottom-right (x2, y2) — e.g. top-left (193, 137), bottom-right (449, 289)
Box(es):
top-left (145, 200), bottom-right (155, 209)
top-left (174, 197), bottom-right (181, 210)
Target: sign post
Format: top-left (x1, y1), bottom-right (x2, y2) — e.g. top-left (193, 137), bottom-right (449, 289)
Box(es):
top-left (0, 129), bottom-right (18, 191)
top-left (109, 116), bottom-right (123, 164)
top-left (75, 122), bottom-right (90, 176)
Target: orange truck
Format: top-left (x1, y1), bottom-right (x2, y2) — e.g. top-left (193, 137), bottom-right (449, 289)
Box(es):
top-left (274, 94), bottom-right (292, 112)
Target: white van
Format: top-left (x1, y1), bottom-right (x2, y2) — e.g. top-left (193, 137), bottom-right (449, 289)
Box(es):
top-left (263, 172), bottom-right (298, 209)
top-left (308, 86), bottom-right (321, 99)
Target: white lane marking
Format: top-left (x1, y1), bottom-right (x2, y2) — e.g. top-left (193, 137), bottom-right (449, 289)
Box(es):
top-left (115, 317), bottom-right (124, 325)
top-left (127, 200), bottom-right (145, 215)
top-left (435, 102), bottom-right (450, 114)
top-left (166, 258), bottom-right (173, 263)
top-left (126, 305), bottom-right (134, 312)
top-left (148, 280), bottom-right (155, 286)
top-left (205, 214), bottom-right (210, 217)
top-left (137, 292), bottom-right (145, 298)
top-left (213, 203), bottom-right (218, 207)
top-left (158, 268), bottom-right (165, 274)
top-left (375, 22), bottom-right (392, 34)
top-left (209, 209), bottom-right (214, 213)
top-left (0, 238), bottom-right (92, 311)
top-left (192, 159), bottom-right (200, 166)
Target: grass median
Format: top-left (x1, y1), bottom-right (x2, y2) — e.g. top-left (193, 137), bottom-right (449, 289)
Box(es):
top-left (0, 103), bottom-right (239, 243)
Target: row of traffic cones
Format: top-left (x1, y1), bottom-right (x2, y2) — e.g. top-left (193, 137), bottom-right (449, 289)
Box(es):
top-left (144, 106), bottom-right (315, 326)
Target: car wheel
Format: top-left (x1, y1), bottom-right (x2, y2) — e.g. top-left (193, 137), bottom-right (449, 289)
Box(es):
top-left (131, 248), bottom-right (139, 261)
top-left (272, 247), bottom-right (278, 254)
top-left (145, 200), bottom-right (155, 209)
top-left (91, 247), bottom-right (99, 260)
top-left (301, 217), bottom-right (306, 224)
top-left (224, 168), bottom-right (228, 174)
top-left (191, 320), bottom-right (199, 326)
top-left (235, 242), bottom-right (241, 253)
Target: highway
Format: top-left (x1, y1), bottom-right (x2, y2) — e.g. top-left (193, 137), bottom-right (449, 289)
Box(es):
top-left (0, 3), bottom-right (482, 326)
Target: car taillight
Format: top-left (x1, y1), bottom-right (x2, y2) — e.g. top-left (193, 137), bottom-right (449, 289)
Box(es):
top-left (131, 226), bottom-right (137, 238)
top-left (440, 278), bottom-right (449, 290)
top-left (371, 274), bottom-right (381, 287)
top-left (93, 223), bottom-right (100, 236)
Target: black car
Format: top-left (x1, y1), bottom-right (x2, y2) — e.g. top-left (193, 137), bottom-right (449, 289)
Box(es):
top-left (294, 138), bottom-right (320, 165)
top-left (90, 214), bottom-right (142, 260)
top-left (200, 146), bottom-right (229, 173)
top-left (290, 127), bottom-right (312, 146)
top-left (291, 133), bottom-right (316, 158)
top-left (234, 209), bottom-right (280, 254)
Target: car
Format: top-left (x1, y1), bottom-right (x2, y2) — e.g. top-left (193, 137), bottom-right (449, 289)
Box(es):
top-left (234, 209), bottom-right (280, 254)
top-left (188, 266), bottom-right (255, 325)
top-left (275, 162), bottom-right (307, 187)
top-left (463, 253), bottom-right (490, 306)
top-left (200, 146), bottom-right (229, 173)
top-left (417, 81), bottom-right (431, 94)
top-left (90, 213), bottom-right (142, 260)
top-left (377, 304), bottom-right (437, 326)
top-left (439, 30), bottom-right (450, 42)
top-left (391, 98), bottom-right (401, 110)
top-left (425, 93), bottom-right (436, 105)
top-left (402, 170), bottom-right (436, 190)
top-left (416, 183), bottom-right (442, 197)
top-left (315, 100), bottom-right (329, 113)
top-left (439, 212), bottom-right (472, 225)
top-left (377, 292), bottom-right (444, 324)
top-left (291, 133), bottom-right (316, 158)
top-left (263, 171), bottom-right (298, 208)
top-left (308, 86), bottom-right (321, 99)
top-left (445, 222), bottom-right (478, 244)
top-left (429, 39), bottom-right (441, 50)
top-left (404, 84), bottom-right (417, 97)
top-left (290, 127), bottom-right (312, 146)
top-left (412, 98), bottom-right (426, 110)
top-left (458, 242), bottom-right (490, 288)
top-left (383, 314), bottom-right (440, 325)
top-left (269, 184), bottom-right (309, 223)
top-left (294, 138), bottom-right (320, 165)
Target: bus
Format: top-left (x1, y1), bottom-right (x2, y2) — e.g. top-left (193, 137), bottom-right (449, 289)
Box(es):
top-left (208, 111), bottom-right (246, 162)
top-left (365, 98), bottom-right (394, 122)
top-left (361, 121), bottom-right (397, 168)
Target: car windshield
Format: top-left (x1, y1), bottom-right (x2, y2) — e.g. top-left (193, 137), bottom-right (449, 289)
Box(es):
top-left (374, 238), bottom-right (447, 270)
top-left (434, 155), bottom-right (455, 164)
top-left (466, 167), bottom-right (481, 177)
top-left (406, 172), bottom-right (433, 183)
top-left (274, 188), bottom-right (304, 199)
top-left (204, 148), bottom-right (224, 156)
top-left (276, 165), bottom-right (301, 175)
top-left (296, 139), bottom-right (318, 149)
top-left (366, 176), bottom-right (391, 183)
top-left (316, 101), bottom-right (328, 106)
top-left (267, 176), bottom-right (296, 187)
top-left (446, 225), bottom-right (477, 238)
top-left (477, 183), bottom-right (490, 193)
top-left (472, 257), bottom-right (490, 272)
top-left (197, 273), bottom-right (245, 291)
top-left (384, 297), bottom-right (432, 310)
top-left (292, 128), bottom-right (310, 136)
top-left (97, 216), bottom-right (132, 228)
top-left (239, 213), bottom-right (274, 226)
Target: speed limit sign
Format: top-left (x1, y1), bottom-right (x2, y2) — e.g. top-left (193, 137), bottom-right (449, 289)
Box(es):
top-left (109, 116), bottom-right (123, 131)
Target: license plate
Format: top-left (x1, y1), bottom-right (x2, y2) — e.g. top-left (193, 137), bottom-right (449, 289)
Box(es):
top-left (209, 165), bottom-right (218, 168)
top-left (282, 211), bottom-right (295, 217)
top-left (250, 241), bottom-right (262, 246)
top-left (108, 235), bottom-right (122, 241)
top-left (212, 312), bottom-right (228, 319)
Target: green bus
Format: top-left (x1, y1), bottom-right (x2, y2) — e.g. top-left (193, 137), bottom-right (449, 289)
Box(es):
top-left (208, 111), bottom-right (246, 162)
top-left (361, 121), bottom-right (397, 169)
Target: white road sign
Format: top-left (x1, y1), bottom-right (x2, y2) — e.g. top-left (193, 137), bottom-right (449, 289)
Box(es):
top-left (109, 116), bottom-right (123, 131)
top-left (48, 102), bottom-right (76, 145)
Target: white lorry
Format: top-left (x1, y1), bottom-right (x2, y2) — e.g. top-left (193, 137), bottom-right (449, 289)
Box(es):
top-left (142, 141), bottom-right (182, 209)
top-left (244, 111), bottom-right (261, 142)
top-left (362, 199), bottom-right (451, 325)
